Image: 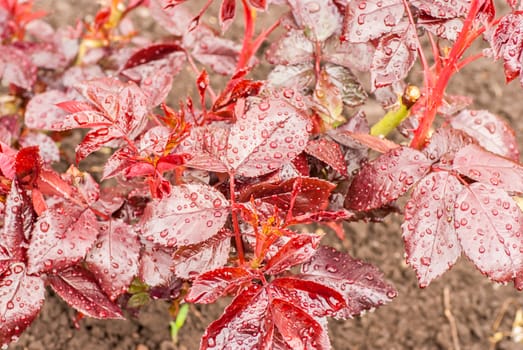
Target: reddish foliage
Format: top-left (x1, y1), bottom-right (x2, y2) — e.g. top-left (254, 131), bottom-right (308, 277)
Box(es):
top-left (3, 0), bottom-right (523, 349)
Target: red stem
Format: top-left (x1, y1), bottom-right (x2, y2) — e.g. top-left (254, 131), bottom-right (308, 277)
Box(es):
top-left (427, 32), bottom-right (441, 77)
top-left (236, 0), bottom-right (255, 71)
top-left (250, 18), bottom-right (281, 55)
top-left (456, 52), bottom-right (484, 70)
top-left (229, 173), bottom-right (245, 265)
top-left (410, 0), bottom-right (481, 149)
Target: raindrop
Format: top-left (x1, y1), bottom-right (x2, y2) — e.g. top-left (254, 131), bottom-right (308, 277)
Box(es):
top-left (420, 257), bottom-right (431, 266)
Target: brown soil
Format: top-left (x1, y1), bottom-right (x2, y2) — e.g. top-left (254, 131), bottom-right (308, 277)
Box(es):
top-left (10, 1), bottom-right (523, 350)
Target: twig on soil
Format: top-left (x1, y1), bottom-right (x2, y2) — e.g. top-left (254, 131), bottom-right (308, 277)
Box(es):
top-left (443, 287), bottom-right (461, 350)
top-left (489, 298), bottom-right (523, 348)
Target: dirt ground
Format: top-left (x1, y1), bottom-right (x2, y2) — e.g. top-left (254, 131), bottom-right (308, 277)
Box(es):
top-left (9, 1), bottom-right (523, 350)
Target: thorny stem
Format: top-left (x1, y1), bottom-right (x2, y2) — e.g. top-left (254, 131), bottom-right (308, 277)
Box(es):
top-left (229, 173), bottom-right (245, 265)
top-left (410, 0), bottom-right (481, 149)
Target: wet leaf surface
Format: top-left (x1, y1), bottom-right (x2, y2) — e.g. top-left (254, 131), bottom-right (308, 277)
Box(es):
top-left (402, 172), bottom-right (464, 288)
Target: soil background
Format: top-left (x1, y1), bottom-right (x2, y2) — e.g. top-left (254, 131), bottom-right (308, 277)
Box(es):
top-left (9, 1), bottom-right (523, 349)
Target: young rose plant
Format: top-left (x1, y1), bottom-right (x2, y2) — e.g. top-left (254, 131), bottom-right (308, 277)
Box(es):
top-left (1, 0), bottom-right (523, 349)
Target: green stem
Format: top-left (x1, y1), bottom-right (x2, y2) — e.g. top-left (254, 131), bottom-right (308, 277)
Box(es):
top-left (170, 303), bottom-right (190, 344)
top-left (370, 103), bottom-right (409, 137)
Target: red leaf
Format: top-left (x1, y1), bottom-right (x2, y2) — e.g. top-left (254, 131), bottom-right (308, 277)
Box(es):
top-left (184, 89), bottom-right (311, 177)
top-left (219, 0), bottom-right (236, 31)
top-left (267, 64), bottom-right (315, 91)
top-left (450, 109), bottom-right (520, 161)
top-left (340, 131), bottom-right (399, 153)
top-left (417, 16), bottom-right (463, 41)
top-left (172, 228), bottom-right (232, 279)
top-left (186, 267), bottom-right (254, 304)
top-left (19, 132), bottom-right (60, 164)
top-left (453, 144), bottom-right (523, 194)
top-left (264, 233), bottom-right (322, 275)
top-left (0, 247), bottom-right (9, 276)
top-left (212, 79), bottom-right (264, 111)
top-left (270, 277), bottom-right (346, 317)
top-left (300, 246), bottom-right (397, 318)
top-left (0, 152), bottom-right (15, 179)
top-left (56, 100), bottom-right (97, 114)
top-left (199, 285), bottom-right (272, 350)
top-left (63, 165), bottom-right (100, 206)
top-left (239, 177), bottom-right (336, 217)
top-left (270, 299), bottom-right (330, 350)
top-left (402, 172), bottom-right (464, 287)
top-left (343, 0), bottom-right (404, 43)
top-left (345, 146), bottom-right (431, 211)
top-left (181, 124), bottom-right (230, 173)
top-left (15, 146), bottom-right (41, 185)
top-left (122, 43), bottom-right (186, 107)
top-left (140, 183), bottom-right (229, 246)
top-left (55, 78), bottom-right (150, 160)
top-left (227, 89), bottom-right (311, 177)
top-left (1, 180), bottom-right (32, 262)
top-left (27, 204), bottom-right (98, 274)
top-left (305, 138), bottom-right (348, 176)
top-left (288, 0), bottom-right (341, 41)
top-left (371, 22), bottom-right (418, 88)
top-left (123, 42), bottom-right (184, 70)
top-left (411, 0), bottom-right (470, 18)
top-left (0, 263), bottom-right (45, 348)
top-left (266, 29), bottom-right (313, 66)
top-left (24, 90), bottom-right (69, 130)
top-left (85, 220), bottom-right (140, 301)
top-left (47, 265), bottom-right (124, 319)
top-left (422, 126), bottom-right (476, 167)
top-left (191, 34), bottom-right (240, 75)
top-left (148, 0), bottom-right (192, 35)
top-left (249, 0), bottom-right (267, 10)
top-left (0, 45), bottom-right (37, 90)
top-left (487, 12), bottom-right (523, 84)
top-left (139, 242), bottom-right (176, 288)
top-left (455, 183), bottom-right (523, 287)
top-left (74, 127), bottom-right (116, 163)
top-left (35, 169), bottom-right (74, 200)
